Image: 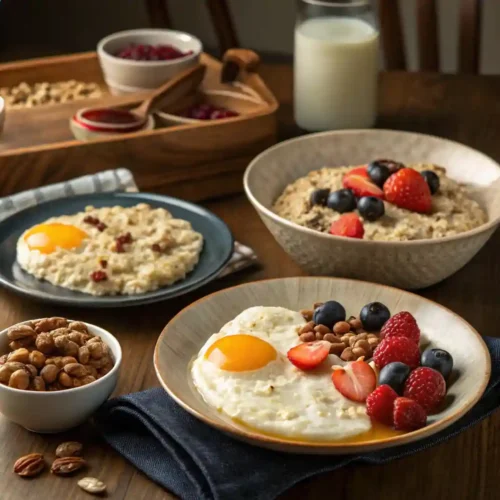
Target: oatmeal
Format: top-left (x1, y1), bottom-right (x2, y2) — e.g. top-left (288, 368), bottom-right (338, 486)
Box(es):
top-left (16, 204), bottom-right (203, 295)
top-left (273, 164), bottom-right (487, 241)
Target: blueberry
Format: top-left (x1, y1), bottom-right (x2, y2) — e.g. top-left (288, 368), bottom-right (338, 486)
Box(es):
top-left (360, 302), bottom-right (391, 331)
top-left (357, 196), bottom-right (385, 221)
top-left (368, 161), bottom-right (391, 187)
top-left (313, 301), bottom-right (346, 329)
top-left (421, 170), bottom-right (440, 194)
top-left (371, 159), bottom-right (405, 175)
top-left (379, 362), bottom-right (411, 394)
top-left (310, 188), bottom-right (330, 206)
top-left (421, 348), bottom-right (453, 379)
top-left (326, 189), bottom-right (357, 213)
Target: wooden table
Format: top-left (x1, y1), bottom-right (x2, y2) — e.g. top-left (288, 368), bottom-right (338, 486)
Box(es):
top-left (1, 67), bottom-right (500, 500)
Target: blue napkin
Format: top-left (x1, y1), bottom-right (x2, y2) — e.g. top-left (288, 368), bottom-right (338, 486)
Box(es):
top-left (94, 337), bottom-right (500, 500)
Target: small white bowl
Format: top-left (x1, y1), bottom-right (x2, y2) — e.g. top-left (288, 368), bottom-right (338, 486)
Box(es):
top-left (70, 112), bottom-right (155, 141)
top-left (0, 97), bottom-right (5, 135)
top-left (97, 29), bottom-right (202, 94)
top-left (0, 320), bottom-right (122, 433)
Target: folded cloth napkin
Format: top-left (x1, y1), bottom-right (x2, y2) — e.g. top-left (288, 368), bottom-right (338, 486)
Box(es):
top-left (94, 337), bottom-right (500, 500)
top-left (0, 169), bottom-right (257, 277)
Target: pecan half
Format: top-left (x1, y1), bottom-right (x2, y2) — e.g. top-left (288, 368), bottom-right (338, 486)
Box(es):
top-left (14, 453), bottom-right (45, 477)
top-left (51, 456), bottom-right (86, 475)
top-left (55, 441), bottom-right (83, 458)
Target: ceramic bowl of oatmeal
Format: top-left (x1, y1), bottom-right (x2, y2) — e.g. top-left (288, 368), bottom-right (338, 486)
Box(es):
top-left (0, 192), bottom-right (233, 307)
top-left (244, 130), bottom-right (500, 289)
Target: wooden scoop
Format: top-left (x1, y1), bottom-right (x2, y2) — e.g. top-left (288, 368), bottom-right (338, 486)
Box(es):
top-left (75, 64), bottom-right (206, 130)
top-left (130, 64), bottom-right (206, 123)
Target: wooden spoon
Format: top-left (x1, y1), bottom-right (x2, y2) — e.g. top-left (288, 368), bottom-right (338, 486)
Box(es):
top-left (75, 64), bottom-right (206, 130)
top-left (130, 64), bottom-right (206, 123)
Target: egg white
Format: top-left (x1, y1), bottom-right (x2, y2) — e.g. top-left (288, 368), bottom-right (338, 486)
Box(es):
top-left (191, 306), bottom-right (371, 441)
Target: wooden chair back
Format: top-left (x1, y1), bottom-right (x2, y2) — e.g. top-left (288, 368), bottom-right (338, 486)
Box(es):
top-left (145, 0), bottom-right (239, 54)
top-left (378, 0), bottom-right (482, 73)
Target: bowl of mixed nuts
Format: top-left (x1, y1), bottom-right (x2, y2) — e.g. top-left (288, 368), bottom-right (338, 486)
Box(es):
top-left (0, 317), bottom-right (121, 433)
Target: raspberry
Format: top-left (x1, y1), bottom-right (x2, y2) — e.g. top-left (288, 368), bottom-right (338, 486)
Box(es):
top-left (393, 397), bottom-right (427, 431)
top-left (403, 367), bottom-right (446, 413)
top-left (366, 385), bottom-right (398, 426)
top-left (380, 311), bottom-right (420, 344)
top-left (373, 337), bottom-right (420, 370)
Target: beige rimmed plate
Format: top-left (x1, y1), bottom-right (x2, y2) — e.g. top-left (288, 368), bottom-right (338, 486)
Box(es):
top-left (154, 277), bottom-right (491, 454)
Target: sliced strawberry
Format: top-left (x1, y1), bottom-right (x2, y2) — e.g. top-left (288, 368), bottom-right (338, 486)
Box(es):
top-left (343, 174), bottom-right (384, 199)
top-left (287, 341), bottom-right (330, 371)
top-left (329, 213), bottom-right (364, 239)
top-left (332, 360), bottom-right (376, 402)
top-left (383, 168), bottom-right (432, 213)
top-left (344, 166), bottom-right (369, 179)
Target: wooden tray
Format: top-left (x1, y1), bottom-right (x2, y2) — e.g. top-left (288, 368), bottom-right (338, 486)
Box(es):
top-left (0, 50), bottom-right (278, 201)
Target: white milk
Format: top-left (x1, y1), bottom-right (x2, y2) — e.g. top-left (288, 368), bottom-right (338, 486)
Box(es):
top-left (294, 17), bottom-right (379, 131)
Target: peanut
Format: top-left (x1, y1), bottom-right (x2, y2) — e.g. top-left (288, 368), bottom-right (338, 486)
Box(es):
top-left (78, 345), bottom-right (90, 364)
top-left (61, 356), bottom-right (78, 366)
top-left (88, 342), bottom-right (104, 360)
top-left (40, 364), bottom-right (59, 384)
top-left (333, 321), bottom-right (351, 335)
top-left (9, 369), bottom-right (29, 389)
top-left (299, 309), bottom-right (314, 322)
top-left (7, 324), bottom-right (36, 341)
top-left (35, 317), bottom-right (68, 333)
top-left (314, 324), bottom-right (331, 335)
top-left (68, 321), bottom-right (88, 333)
top-left (348, 318), bottom-right (363, 330)
top-left (64, 363), bottom-right (87, 378)
top-left (329, 343), bottom-right (345, 355)
top-left (54, 336), bottom-right (79, 357)
top-left (8, 348), bottom-right (30, 364)
top-left (352, 347), bottom-right (366, 359)
top-left (67, 332), bottom-right (84, 345)
top-left (31, 376), bottom-right (46, 391)
top-left (315, 331), bottom-right (324, 340)
top-left (24, 364), bottom-right (37, 377)
top-left (323, 333), bottom-right (338, 343)
top-left (58, 372), bottom-right (74, 388)
top-left (36, 333), bottom-right (55, 354)
top-left (299, 332), bottom-right (315, 342)
top-left (298, 321), bottom-right (315, 334)
top-left (340, 347), bottom-right (356, 361)
top-left (29, 350), bottom-right (46, 369)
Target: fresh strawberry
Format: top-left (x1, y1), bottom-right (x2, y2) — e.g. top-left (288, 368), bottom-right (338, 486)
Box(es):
top-left (373, 337), bottom-right (420, 370)
top-left (380, 311), bottom-right (420, 344)
top-left (383, 168), bottom-right (432, 213)
top-left (344, 166), bottom-right (369, 179)
top-left (329, 213), bottom-right (364, 239)
top-left (393, 397), bottom-right (427, 431)
top-left (287, 341), bottom-right (330, 371)
top-left (343, 174), bottom-right (384, 199)
top-left (366, 384), bottom-right (398, 426)
top-left (403, 367), bottom-right (446, 413)
top-left (332, 360), bottom-right (376, 402)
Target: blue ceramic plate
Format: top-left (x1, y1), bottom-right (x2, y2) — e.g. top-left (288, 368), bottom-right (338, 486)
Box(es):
top-left (0, 192), bottom-right (234, 307)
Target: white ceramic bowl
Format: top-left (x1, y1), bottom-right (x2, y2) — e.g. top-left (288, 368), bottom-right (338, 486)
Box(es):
top-left (69, 112), bottom-right (155, 141)
top-left (0, 320), bottom-right (122, 433)
top-left (0, 97), bottom-right (5, 135)
top-left (97, 29), bottom-right (202, 95)
top-left (244, 129), bottom-right (500, 289)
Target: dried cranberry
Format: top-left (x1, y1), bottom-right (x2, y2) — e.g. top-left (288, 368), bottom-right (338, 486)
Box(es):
top-left (180, 104), bottom-right (238, 121)
top-left (99, 260), bottom-right (108, 269)
top-left (115, 43), bottom-right (190, 61)
top-left (90, 270), bottom-right (108, 282)
top-left (97, 222), bottom-right (107, 232)
top-left (117, 232), bottom-right (133, 245)
top-left (83, 216), bottom-right (99, 225)
top-left (114, 241), bottom-right (125, 253)
top-left (152, 244), bottom-right (162, 252)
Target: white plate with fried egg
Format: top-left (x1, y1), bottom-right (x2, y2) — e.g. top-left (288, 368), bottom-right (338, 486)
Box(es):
top-left (154, 277), bottom-right (490, 454)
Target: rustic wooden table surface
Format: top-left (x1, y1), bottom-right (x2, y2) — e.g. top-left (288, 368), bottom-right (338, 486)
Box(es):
top-left (1, 66), bottom-right (500, 500)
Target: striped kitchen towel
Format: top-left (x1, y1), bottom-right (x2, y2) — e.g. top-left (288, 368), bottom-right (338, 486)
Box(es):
top-left (0, 169), bottom-right (258, 277)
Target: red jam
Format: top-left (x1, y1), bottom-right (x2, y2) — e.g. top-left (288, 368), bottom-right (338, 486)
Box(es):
top-left (81, 109), bottom-right (139, 125)
top-left (179, 103), bottom-right (239, 120)
top-left (116, 44), bottom-right (192, 61)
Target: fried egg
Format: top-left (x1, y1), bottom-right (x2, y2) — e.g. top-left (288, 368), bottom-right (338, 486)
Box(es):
top-left (191, 306), bottom-right (372, 441)
top-left (21, 223), bottom-right (88, 254)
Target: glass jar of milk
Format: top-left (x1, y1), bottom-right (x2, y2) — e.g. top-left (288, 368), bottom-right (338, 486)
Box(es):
top-left (294, 0), bottom-right (379, 131)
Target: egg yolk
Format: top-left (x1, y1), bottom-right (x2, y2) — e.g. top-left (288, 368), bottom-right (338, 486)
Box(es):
top-left (205, 334), bottom-right (277, 372)
top-left (24, 223), bottom-right (88, 254)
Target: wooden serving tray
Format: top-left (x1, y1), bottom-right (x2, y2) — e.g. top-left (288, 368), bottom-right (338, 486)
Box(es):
top-left (0, 50), bottom-right (278, 201)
